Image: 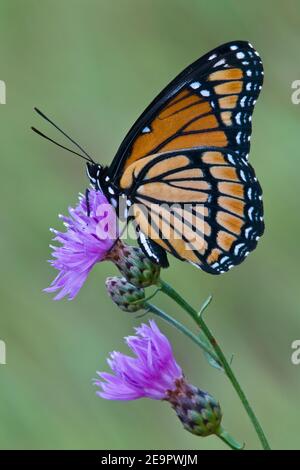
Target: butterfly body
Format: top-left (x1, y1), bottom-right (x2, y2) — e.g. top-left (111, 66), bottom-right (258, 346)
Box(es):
top-left (86, 40), bottom-right (264, 274)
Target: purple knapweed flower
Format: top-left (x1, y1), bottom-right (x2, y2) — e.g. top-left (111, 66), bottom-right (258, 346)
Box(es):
top-left (94, 320), bottom-right (226, 440)
top-left (94, 320), bottom-right (183, 400)
top-left (44, 189), bottom-right (117, 300)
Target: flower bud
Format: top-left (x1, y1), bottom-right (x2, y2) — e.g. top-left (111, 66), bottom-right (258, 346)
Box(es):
top-left (105, 276), bottom-right (145, 312)
top-left (105, 240), bottom-right (160, 288)
top-left (167, 379), bottom-right (222, 437)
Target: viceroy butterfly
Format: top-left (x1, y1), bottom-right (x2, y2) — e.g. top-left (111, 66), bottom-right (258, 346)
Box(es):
top-left (34, 40), bottom-right (264, 275)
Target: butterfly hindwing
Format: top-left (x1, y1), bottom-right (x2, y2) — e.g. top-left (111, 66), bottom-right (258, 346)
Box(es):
top-left (120, 148), bottom-right (263, 274)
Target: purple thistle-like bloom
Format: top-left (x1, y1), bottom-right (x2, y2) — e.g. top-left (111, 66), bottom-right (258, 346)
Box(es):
top-left (94, 320), bottom-right (183, 400)
top-left (45, 189), bottom-right (117, 300)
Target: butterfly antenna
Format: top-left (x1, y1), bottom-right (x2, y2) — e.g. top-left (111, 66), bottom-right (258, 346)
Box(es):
top-left (31, 126), bottom-right (93, 162)
top-left (33, 107), bottom-right (95, 163)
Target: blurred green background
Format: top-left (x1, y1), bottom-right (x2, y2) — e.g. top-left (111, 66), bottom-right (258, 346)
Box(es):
top-left (0, 0), bottom-right (299, 451)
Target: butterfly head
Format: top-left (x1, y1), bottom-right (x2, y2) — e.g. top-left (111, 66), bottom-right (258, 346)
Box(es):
top-left (86, 162), bottom-right (103, 187)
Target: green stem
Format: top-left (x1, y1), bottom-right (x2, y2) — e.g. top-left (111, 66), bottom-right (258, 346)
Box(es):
top-left (145, 303), bottom-right (220, 365)
top-left (158, 279), bottom-right (271, 451)
top-left (145, 303), bottom-right (241, 451)
top-left (216, 427), bottom-right (244, 451)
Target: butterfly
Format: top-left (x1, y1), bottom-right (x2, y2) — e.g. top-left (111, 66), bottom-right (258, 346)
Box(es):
top-left (33, 40), bottom-right (264, 275)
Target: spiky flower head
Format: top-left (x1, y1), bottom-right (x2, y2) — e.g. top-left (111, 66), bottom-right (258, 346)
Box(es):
top-left (44, 188), bottom-right (162, 300)
top-left (105, 277), bottom-right (145, 312)
top-left (94, 320), bottom-right (182, 400)
top-left (94, 320), bottom-right (223, 438)
top-left (167, 380), bottom-right (222, 437)
top-left (45, 189), bottom-right (117, 300)
top-left (106, 240), bottom-right (161, 288)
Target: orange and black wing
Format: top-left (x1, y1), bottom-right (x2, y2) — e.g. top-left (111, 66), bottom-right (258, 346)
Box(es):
top-left (108, 40), bottom-right (263, 180)
top-left (107, 40), bottom-right (264, 273)
top-left (119, 149), bottom-right (264, 274)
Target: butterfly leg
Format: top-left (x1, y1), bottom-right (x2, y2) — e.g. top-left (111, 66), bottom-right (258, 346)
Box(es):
top-left (85, 188), bottom-right (91, 217)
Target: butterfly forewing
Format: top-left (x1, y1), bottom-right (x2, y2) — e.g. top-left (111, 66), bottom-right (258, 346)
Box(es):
top-left (109, 40), bottom-right (263, 177)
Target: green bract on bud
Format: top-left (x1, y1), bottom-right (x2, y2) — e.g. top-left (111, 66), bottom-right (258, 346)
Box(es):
top-left (167, 379), bottom-right (222, 437)
top-left (105, 240), bottom-right (160, 288)
top-left (105, 276), bottom-right (146, 312)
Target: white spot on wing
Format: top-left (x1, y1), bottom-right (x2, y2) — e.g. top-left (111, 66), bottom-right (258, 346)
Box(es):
top-left (139, 232), bottom-right (159, 262)
top-left (248, 206), bottom-right (254, 220)
top-left (245, 227), bottom-right (252, 238)
top-left (240, 170), bottom-right (246, 181)
top-left (200, 89), bottom-right (210, 97)
top-left (190, 81), bottom-right (200, 89)
top-left (227, 154), bottom-right (235, 165)
top-left (214, 59), bottom-right (225, 67)
top-left (110, 198), bottom-right (117, 208)
top-left (234, 243), bottom-right (245, 256)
